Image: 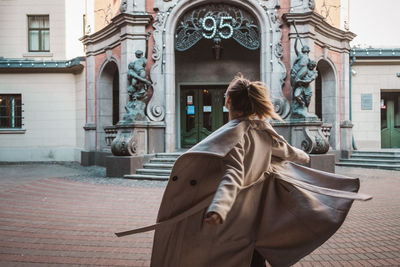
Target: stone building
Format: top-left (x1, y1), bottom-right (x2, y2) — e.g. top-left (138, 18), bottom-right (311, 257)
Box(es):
top-left (0, 0), bottom-right (358, 167)
top-left (0, 0), bottom-right (86, 161)
top-left (350, 48), bottom-right (400, 149)
top-left (79, 0), bottom-right (354, 168)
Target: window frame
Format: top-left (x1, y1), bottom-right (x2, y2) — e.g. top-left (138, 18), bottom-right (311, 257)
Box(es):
top-left (0, 94), bottom-right (23, 129)
top-left (27, 15), bottom-right (50, 52)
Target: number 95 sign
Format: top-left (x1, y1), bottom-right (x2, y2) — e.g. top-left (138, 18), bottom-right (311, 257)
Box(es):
top-left (202, 16), bottom-right (234, 40)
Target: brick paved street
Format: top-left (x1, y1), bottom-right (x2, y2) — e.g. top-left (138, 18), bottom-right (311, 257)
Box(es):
top-left (0, 163), bottom-right (399, 266)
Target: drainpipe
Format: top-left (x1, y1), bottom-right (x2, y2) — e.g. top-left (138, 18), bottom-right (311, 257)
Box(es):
top-left (349, 53), bottom-right (358, 150)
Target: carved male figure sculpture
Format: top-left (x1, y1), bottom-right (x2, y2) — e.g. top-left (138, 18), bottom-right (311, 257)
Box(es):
top-left (127, 50), bottom-right (151, 101)
top-left (119, 50), bottom-right (152, 123)
top-left (291, 59), bottom-right (318, 119)
top-left (290, 37), bottom-right (311, 90)
top-left (290, 36), bottom-right (318, 120)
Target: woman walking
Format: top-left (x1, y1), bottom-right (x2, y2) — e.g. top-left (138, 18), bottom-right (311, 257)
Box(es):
top-left (117, 74), bottom-right (370, 266)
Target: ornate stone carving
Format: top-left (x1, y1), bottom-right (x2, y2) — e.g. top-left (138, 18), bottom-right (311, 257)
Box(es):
top-left (149, 0), bottom-right (289, 126)
top-left (290, 0), bottom-right (316, 13)
top-left (266, 7), bottom-right (291, 119)
top-left (147, 9), bottom-right (169, 122)
top-left (111, 129), bottom-right (137, 156)
top-left (308, 0), bottom-right (316, 10)
top-left (120, 0), bottom-right (128, 13)
top-left (274, 43), bottom-right (283, 59)
top-left (302, 127), bottom-right (330, 154)
top-left (175, 4), bottom-right (260, 51)
top-left (273, 121), bottom-right (330, 154)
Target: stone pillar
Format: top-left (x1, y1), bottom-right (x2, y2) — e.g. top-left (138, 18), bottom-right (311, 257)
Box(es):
top-left (340, 120), bottom-right (353, 159)
top-left (81, 54), bottom-right (97, 166)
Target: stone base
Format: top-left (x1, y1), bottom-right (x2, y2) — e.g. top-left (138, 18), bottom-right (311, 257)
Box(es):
top-left (305, 154), bottom-right (336, 173)
top-left (105, 154), bottom-right (154, 177)
top-left (81, 151), bottom-right (112, 167)
top-left (272, 120), bottom-right (329, 154)
top-left (111, 121), bottom-right (165, 156)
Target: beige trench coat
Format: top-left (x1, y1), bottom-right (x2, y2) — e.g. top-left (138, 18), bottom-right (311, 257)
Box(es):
top-left (117, 118), bottom-right (370, 267)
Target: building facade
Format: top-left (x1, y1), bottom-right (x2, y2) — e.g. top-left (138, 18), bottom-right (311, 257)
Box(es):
top-left (0, 0), bottom-right (86, 161)
top-left (80, 0), bottom-right (354, 166)
top-left (351, 48), bottom-right (400, 149)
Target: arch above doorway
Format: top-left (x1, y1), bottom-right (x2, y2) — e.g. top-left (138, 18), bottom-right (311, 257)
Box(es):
top-left (96, 59), bottom-right (120, 151)
top-left (315, 58), bottom-right (338, 149)
top-left (149, 0), bottom-right (289, 151)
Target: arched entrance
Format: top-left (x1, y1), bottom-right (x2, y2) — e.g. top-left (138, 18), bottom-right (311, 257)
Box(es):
top-left (96, 60), bottom-right (119, 150)
top-left (147, 0), bottom-right (285, 152)
top-left (315, 59), bottom-right (338, 148)
top-left (174, 3), bottom-right (260, 148)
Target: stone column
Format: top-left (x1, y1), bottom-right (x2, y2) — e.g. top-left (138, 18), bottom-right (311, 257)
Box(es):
top-left (81, 54), bottom-right (97, 165)
top-left (340, 120), bottom-right (353, 159)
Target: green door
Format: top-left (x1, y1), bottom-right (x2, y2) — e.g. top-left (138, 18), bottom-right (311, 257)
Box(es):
top-left (181, 85), bottom-right (229, 148)
top-left (381, 93), bottom-right (400, 148)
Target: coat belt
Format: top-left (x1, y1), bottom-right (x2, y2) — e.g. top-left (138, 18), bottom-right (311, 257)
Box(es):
top-left (115, 169), bottom-right (371, 237)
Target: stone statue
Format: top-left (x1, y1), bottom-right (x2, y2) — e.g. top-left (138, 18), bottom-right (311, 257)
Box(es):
top-left (291, 60), bottom-right (318, 119)
top-left (290, 36), bottom-right (318, 120)
top-left (290, 37), bottom-right (310, 90)
top-left (128, 50), bottom-right (151, 100)
top-left (119, 50), bottom-right (152, 123)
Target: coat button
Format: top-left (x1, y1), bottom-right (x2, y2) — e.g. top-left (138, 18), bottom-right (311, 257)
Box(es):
top-left (190, 179), bottom-right (197, 186)
top-left (172, 176), bottom-right (178, 181)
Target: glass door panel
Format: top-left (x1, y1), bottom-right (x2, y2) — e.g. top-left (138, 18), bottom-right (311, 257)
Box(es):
top-left (381, 92), bottom-right (400, 148)
top-left (199, 89), bottom-right (212, 141)
top-left (181, 89), bottom-right (199, 147)
top-left (181, 85), bottom-right (228, 148)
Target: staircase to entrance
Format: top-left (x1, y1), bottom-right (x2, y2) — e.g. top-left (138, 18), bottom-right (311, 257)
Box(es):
top-left (336, 150), bottom-right (400, 170)
top-left (124, 152), bottom-right (183, 180)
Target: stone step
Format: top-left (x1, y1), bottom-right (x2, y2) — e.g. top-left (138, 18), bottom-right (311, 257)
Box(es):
top-left (155, 153), bottom-right (183, 158)
top-left (336, 162), bottom-right (400, 171)
top-left (150, 157), bottom-right (178, 163)
top-left (340, 159), bottom-right (400, 164)
top-left (350, 155), bottom-right (400, 160)
top-left (143, 163), bottom-right (174, 169)
top-left (123, 152), bottom-right (183, 180)
top-left (352, 150), bottom-right (400, 156)
top-left (124, 174), bottom-right (169, 180)
top-left (136, 168), bottom-right (172, 176)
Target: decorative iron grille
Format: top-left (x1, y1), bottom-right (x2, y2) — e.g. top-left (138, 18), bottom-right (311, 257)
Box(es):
top-left (175, 4), bottom-right (260, 51)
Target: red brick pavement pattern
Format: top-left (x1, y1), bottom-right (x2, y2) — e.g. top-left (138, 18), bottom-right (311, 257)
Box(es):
top-left (0, 176), bottom-right (399, 266)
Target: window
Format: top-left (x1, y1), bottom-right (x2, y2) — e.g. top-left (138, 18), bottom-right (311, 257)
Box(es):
top-left (0, 95), bottom-right (23, 128)
top-left (28, 15), bottom-right (50, 52)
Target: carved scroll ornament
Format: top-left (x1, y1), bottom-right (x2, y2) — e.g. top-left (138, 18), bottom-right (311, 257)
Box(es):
top-left (175, 4), bottom-right (260, 51)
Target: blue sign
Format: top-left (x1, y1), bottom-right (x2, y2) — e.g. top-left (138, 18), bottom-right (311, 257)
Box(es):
top-left (187, 105), bottom-right (195, 115)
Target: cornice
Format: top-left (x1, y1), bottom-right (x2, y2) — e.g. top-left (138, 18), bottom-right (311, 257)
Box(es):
top-left (80, 13), bottom-right (153, 46)
top-left (283, 12), bottom-right (356, 47)
top-left (350, 48), bottom-right (400, 59)
top-left (0, 56), bottom-right (85, 74)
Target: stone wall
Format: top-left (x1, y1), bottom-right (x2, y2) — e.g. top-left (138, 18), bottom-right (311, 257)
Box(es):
top-left (0, 72), bottom-right (85, 161)
top-left (352, 61), bottom-right (400, 149)
top-left (0, 0), bottom-right (84, 60)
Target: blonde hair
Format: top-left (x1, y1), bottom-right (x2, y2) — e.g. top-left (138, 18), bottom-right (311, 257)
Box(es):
top-left (227, 74), bottom-right (282, 120)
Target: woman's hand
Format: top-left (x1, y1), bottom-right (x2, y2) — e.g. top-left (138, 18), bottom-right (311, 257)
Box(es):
top-left (204, 212), bottom-right (222, 225)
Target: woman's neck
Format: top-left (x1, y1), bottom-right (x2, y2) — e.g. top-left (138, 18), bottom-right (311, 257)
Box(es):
top-left (229, 111), bottom-right (245, 121)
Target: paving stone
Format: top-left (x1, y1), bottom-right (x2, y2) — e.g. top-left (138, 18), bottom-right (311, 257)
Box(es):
top-left (0, 164), bottom-right (399, 266)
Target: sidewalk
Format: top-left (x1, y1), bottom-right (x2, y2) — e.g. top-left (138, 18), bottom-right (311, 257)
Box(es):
top-left (0, 163), bottom-right (399, 266)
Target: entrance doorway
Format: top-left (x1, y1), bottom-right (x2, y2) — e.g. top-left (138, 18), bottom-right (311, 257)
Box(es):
top-left (381, 92), bottom-right (400, 148)
top-left (180, 85), bottom-right (229, 148)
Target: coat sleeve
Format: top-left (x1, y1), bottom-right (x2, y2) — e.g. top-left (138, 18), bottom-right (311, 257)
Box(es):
top-left (271, 137), bottom-right (310, 164)
top-left (206, 137), bottom-right (245, 223)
